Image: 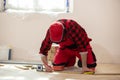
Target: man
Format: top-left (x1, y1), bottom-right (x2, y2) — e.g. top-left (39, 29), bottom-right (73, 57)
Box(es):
top-left (39, 19), bottom-right (97, 73)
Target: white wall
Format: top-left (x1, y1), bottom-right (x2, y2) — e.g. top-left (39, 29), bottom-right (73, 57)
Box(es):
top-left (0, 0), bottom-right (120, 63)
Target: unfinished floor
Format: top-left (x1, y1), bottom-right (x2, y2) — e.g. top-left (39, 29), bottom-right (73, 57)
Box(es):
top-left (0, 63), bottom-right (120, 80)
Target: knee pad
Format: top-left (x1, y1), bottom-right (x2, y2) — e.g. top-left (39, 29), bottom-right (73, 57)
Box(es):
top-left (52, 65), bottom-right (64, 71)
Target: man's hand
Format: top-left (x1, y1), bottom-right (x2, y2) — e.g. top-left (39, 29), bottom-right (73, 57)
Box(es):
top-left (81, 67), bottom-right (94, 73)
top-left (40, 54), bottom-right (53, 72)
top-left (44, 64), bottom-right (53, 72)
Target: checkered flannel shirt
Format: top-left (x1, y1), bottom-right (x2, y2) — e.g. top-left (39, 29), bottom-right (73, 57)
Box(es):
top-left (39, 19), bottom-right (92, 56)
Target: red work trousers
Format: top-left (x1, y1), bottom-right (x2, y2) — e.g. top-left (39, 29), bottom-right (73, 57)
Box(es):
top-left (53, 48), bottom-right (95, 67)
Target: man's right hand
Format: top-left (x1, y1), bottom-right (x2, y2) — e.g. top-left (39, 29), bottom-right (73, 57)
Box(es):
top-left (44, 64), bottom-right (53, 72)
top-left (40, 54), bottom-right (53, 72)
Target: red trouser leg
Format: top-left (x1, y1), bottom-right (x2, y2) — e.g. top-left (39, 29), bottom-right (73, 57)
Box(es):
top-left (53, 48), bottom-right (76, 67)
top-left (53, 48), bottom-right (96, 67)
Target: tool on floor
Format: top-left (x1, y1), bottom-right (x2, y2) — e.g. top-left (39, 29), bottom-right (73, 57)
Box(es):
top-left (36, 64), bottom-right (43, 71)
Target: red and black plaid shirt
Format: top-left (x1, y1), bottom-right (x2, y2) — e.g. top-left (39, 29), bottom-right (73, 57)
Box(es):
top-left (40, 19), bottom-right (92, 56)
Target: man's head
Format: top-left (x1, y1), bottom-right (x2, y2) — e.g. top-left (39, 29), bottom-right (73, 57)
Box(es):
top-left (49, 22), bottom-right (65, 43)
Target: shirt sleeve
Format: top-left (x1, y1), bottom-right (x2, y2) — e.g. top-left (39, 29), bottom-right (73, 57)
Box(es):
top-left (68, 20), bottom-right (92, 52)
top-left (39, 29), bottom-right (52, 56)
